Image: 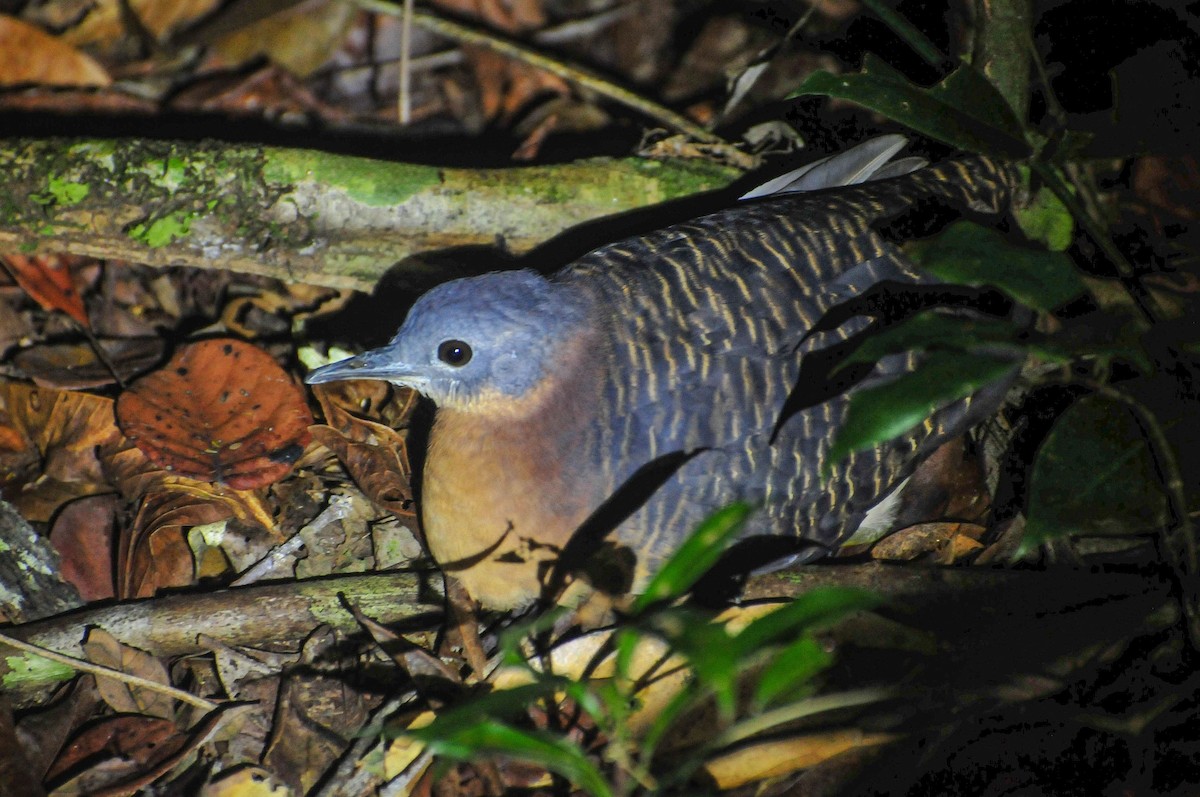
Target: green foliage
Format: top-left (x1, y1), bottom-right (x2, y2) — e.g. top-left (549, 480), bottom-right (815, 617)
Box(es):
top-left (907, 221), bottom-right (1087, 312)
top-left (793, 56), bottom-right (1028, 158)
top-left (404, 509), bottom-right (883, 795)
top-left (827, 351), bottom-right (1017, 474)
top-left (408, 4), bottom-right (1198, 791)
top-left (1021, 395), bottom-right (1172, 553)
top-left (1016, 181), bottom-right (1075, 251)
top-left (630, 502), bottom-right (752, 613)
top-left (791, 3), bottom-right (1196, 570)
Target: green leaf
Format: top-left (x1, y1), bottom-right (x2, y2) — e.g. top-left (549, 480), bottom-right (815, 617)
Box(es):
top-left (828, 351), bottom-right (1016, 470)
top-left (1015, 182), bottom-right (1075, 252)
top-left (648, 607), bottom-right (739, 717)
top-left (630, 503), bottom-right (753, 615)
top-left (496, 606), bottom-right (571, 665)
top-left (860, 0), bottom-right (944, 67)
top-left (907, 221), bottom-right (1088, 312)
top-left (1022, 394), bottom-right (1172, 552)
top-left (792, 57), bottom-right (1029, 158)
top-left (414, 719), bottom-right (613, 797)
top-left (752, 635), bottom-right (830, 708)
top-left (733, 587), bottom-right (880, 655)
top-left (836, 312), bottom-right (1047, 374)
top-left (403, 683), bottom-right (561, 739)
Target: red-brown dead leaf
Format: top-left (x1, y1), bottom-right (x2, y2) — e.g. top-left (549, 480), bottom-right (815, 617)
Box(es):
top-left (46, 704), bottom-right (247, 797)
top-left (0, 15), bottom-right (111, 87)
top-left (49, 494), bottom-right (119, 601)
top-left (116, 339), bottom-right (312, 491)
top-left (82, 628), bottom-right (175, 720)
top-left (46, 715), bottom-right (182, 786)
top-left (1, 254), bottom-right (91, 328)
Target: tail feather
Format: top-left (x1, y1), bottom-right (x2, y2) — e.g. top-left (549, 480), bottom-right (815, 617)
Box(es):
top-left (740, 134), bottom-right (926, 199)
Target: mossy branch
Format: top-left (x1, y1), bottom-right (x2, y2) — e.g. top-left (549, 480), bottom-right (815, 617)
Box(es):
top-left (0, 138), bottom-right (739, 291)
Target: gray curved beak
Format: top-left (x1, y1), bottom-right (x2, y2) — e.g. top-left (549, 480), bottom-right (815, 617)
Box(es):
top-left (305, 345), bottom-right (417, 385)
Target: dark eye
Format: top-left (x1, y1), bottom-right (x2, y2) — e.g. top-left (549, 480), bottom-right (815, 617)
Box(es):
top-left (437, 340), bottom-right (472, 366)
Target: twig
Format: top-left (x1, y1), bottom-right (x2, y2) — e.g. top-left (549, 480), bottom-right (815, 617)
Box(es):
top-left (1072, 378), bottom-right (1199, 649)
top-left (398, 0), bottom-right (414, 124)
top-left (353, 0), bottom-right (723, 144)
top-left (316, 5), bottom-right (636, 82)
top-left (0, 630), bottom-right (218, 711)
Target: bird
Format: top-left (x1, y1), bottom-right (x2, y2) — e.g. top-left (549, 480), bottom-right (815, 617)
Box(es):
top-left (306, 136), bottom-right (1019, 610)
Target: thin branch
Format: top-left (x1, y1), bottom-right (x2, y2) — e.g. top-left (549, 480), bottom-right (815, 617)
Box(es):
top-left (0, 630), bottom-right (218, 711)
top-left (353, 0), bottom-right (723, 144)
top-left (398, 0), bottom-right (414, 124)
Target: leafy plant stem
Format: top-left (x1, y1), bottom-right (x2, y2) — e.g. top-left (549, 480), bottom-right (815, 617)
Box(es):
top-left (0, 630), bottom-right (218, 711)
top-left (1031, 160), bottom-right (1161, 324)
top-left (860, 0), bottom-right (945, 67)
top-left (969, 0), bottom-right (1033, 122)
top-left (1071, 378), bottom-right (1199, 648)
top-left (704, 687), bottom-right (891, 751)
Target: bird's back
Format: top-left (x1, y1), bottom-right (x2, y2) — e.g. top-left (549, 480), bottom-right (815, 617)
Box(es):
top-left (556, 155), bottom-right (1018, 583)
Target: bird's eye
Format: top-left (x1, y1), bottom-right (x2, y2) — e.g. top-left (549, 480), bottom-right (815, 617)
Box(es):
top-left (437, 340), bottom-right (472, 366)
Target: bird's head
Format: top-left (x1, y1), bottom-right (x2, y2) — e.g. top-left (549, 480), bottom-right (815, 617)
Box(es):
top-left (305, 269), bottom-right (591, 412)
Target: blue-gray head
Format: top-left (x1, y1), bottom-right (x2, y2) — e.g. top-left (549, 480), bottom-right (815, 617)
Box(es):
top-left (306, 269), bottom-right (591, 411)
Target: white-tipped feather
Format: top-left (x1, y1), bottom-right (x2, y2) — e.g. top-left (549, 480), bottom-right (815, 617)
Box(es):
top-left (739, 134), bottom-right (927, 200)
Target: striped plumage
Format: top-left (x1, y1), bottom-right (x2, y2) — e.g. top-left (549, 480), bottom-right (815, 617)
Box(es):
top-left (307, 142), bottom-right (1018, 609)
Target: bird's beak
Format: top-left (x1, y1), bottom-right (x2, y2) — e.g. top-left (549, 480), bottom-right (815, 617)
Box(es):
top-left (305, 345), bottom-right (421, 386)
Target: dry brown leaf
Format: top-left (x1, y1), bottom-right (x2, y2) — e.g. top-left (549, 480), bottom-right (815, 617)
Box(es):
top-left (46, 715), bottom-right (182, 787)
top-left (433, 0), bottom-right (545, 32)
top-left (312, 378), bottom-right (417, 431)
top-left (48, 704), bottom-right (249, 797)
top-left (703, 729), bottom-right (897, 789)
top-left (309, 381), bottom-right (417, 520)
top-left (116, 339), bottom-right (312, 491)
top-left (871, 521), bottom-right (988, 563)
top-left (261, 628), bottom-right (370, 794)
top-left (0, 254), bottom-right (91, 328)
top-left (1132, 153), bottom-right (1200, 224)
top-left (14, 337), bottom-right (165, 390)
top-left (210, 0), bottom-right (357, 78)
top-left (82, 627), bottom-right (175, 719)
top-left (49, 494), bottom-right (119, 601)
top-left (309, 425), bottom-right (414, 521)
top-left (0, 380), bottom-right (122, 522)
top-left (0, 15), bottom-right (110, 86)
top-left (56, 0), bottom-right (221, 48)
top-left (101, 431), bottom-right (277, 597)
